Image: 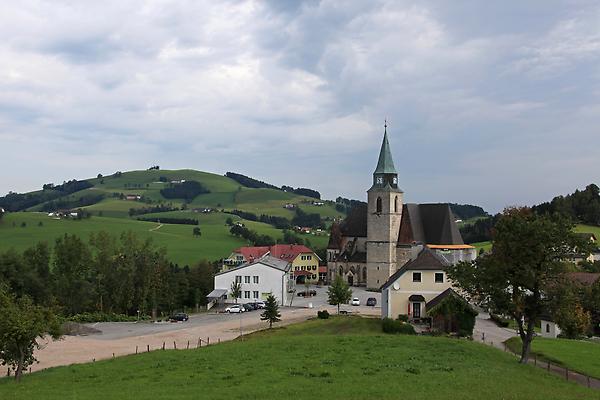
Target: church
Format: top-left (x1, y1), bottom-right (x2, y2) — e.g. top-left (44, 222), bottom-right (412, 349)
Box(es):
top-left (327, 127), bottom-right (477, 318)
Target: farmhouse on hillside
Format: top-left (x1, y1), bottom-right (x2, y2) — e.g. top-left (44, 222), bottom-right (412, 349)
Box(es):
top-left (212, 255), bottom-right (293, 307)
top-left (326, 126), bottom-right (477, 321)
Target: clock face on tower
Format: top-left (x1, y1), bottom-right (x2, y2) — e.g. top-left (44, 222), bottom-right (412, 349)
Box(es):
top-left (393, 177), bottom-right (397, 185)
top-left (376, 177), bottom-right (383, 184)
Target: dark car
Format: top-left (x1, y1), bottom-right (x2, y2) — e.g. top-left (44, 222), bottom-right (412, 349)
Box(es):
top-left (297, 289), bottom-right (317, 297)
top-left (366, 297), bottom-right (377, 306)
top-left (242, 304), bottom-right (254, 312)
top-left (169, 312), bottom-right (189, 322)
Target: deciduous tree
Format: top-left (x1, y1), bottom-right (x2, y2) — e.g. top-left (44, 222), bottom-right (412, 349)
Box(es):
top-left (327, 275), bottom-right (352, 314)
top-left (0, 286), bottom-right (61, 382)
top-left (448, 207), bottom-right (589, 363)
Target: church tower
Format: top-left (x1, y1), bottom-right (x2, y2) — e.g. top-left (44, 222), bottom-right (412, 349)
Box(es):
top-left (366, 124), bottom-right (403, 289)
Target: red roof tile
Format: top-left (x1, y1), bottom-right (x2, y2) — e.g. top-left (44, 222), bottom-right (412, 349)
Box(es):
top-left (233, 246), bottom-right (270, 263)
top-left (269, 244), bottom-right (315, 262)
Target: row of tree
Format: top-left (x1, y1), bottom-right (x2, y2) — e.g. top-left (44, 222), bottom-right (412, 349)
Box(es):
top-left (225, 172), bottom-right (322, 199)
top-left (0, 232), bottom-right (216, 317)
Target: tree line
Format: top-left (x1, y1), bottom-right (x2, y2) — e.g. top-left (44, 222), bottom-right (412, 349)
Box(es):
top-left (0, 232), bottom-right (216, 318)
top-left (225, 172), bottom-right (321, 199)
top-left (460, 184), bottom-right (600, 244)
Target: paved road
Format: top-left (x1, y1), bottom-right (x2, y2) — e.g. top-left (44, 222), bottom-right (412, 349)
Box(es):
top-left (88, 285), bottom-right (381, 340)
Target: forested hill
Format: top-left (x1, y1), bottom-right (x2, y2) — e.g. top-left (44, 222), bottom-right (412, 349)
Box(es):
top-left (532, 184), bottom-right (600, 226)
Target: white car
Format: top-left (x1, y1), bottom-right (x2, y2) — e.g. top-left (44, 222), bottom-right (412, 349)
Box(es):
top-left (351, 297), bottom-right (360, 306)
top-left (226, 304), bottom-right (244, 313)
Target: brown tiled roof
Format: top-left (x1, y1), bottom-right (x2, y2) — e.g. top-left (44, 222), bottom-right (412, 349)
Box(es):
top-left (327, 222), bottom-right (343, 249)
top-left (568, 272), bottom-right (600, 285)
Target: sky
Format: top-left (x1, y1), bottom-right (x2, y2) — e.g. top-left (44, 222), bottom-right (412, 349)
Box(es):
top-left (1, 0), bottom-right (599, 213)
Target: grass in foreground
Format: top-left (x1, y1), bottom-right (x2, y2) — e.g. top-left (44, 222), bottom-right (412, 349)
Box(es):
top-left (0, 317), bottom-right (596, 400)
top-left (505, 336), bottom-right (600, 378)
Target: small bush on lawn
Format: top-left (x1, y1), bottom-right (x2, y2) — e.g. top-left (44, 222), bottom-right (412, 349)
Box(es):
top-left (382, 318), bottom-right (416, 334)
top-left (317, 310), bottom-right (330, 319)
top-left (397, 314), bottom-right (409, 322)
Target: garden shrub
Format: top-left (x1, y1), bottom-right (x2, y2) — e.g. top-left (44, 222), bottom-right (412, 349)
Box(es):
top-left (490, 313), bottom-right (510, 328)
top-left (317, 310), bottom-right (330, 319)
top-left (397, 314), bottom-right (409, 322)
top-left (382, 318), bottom-right (416, 334)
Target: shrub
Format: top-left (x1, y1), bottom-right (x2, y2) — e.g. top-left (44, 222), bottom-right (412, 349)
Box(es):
top-left (397, 314), bottom-right (409, 322)
top-left (490, 313), bottom-right (510, 328)
top-left (317, 310), bottom-right (330, 319)
top-left (382, 318), bottom-right (416, 334)
top-left (68, 312), bottom-right (149, 323)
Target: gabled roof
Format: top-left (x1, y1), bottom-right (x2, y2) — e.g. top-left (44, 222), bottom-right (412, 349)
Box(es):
top-left (380, 247), bottom-right (449, 290)
top-left (339, 203), bottom-right (368, 238)
top-left (233, 246), bottom-right (270, 262)
top-left (269, 244), bottom-right (319, 262)
top-left (215, 255), bottom-right (290, 276)
top-left (426, 288), bottom-right (462, 309)
top-left (327, 222), bottom-right (343, 249)
top-left (374, 130), bottom-right (397, 175)
top-left (398, 203), bottom-right (464, 245)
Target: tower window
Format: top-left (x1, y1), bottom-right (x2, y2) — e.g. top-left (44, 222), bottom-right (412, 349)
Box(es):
top-left (395, 196), bottom-right (399, 213)
top-left (376, 197), bottom-right (382, 213)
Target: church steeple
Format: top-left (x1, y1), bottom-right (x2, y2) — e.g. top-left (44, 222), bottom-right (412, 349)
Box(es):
top-left (371, 122), bottom-right (400, 191)
top-left (374, 122), bottom-right (397, 175)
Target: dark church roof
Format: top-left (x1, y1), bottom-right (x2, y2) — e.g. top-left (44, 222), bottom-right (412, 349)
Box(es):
top-left (398, 203), bottom-right (464, 245)
top-left (339, 203), bottom-right (368, 238)
top-left (380, 247), bottom-right (449, 290)
top-left (327, 222), bottom-right (343, 249)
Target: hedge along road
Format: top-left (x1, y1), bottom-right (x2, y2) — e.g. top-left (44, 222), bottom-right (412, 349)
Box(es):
top-left (30, 306), bottom-right (380, 373)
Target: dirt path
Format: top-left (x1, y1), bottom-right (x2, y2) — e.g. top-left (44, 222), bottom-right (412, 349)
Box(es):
top-left (149, 223), bottom-right (163, 232)
top-left (30, 307), bottom-right (378, 373)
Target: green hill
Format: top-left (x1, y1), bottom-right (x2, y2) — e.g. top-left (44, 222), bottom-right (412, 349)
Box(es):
top-left (0, 317), bottom-right (595, 400)
top-left (0, 169), bottom-right (338, 265)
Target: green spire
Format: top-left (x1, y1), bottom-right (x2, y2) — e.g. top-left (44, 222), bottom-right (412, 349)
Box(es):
top-left (374, 123), bottom-right (397, 175)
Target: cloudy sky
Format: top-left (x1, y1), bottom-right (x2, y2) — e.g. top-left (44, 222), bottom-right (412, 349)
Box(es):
top-left (1, 0), bottom-right (599, 212)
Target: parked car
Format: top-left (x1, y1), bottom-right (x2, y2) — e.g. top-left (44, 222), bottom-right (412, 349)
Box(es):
top-left (351, 297), bottom-right (360, 306)
top-left (226, 304), bottom-right (244, 313)
top-left (242, 303), bottom-right (254, 312)
top-left (254, 301), bottom-right (266, 309)
top-left (366, 297), bottom-right (377, 306)
top-left (169, 312), bottom-right (189, 322)
top-left (297, 290), bottom-right (318, 297)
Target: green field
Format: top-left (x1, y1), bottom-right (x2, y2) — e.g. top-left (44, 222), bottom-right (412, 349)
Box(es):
top-left (0, 317), bottom-right (596, 399)
top-left (0, 169), bottom-right (339, 263)
top-left (505, 336), bottom-right (600, 379)
top-left (0, 212), bottom-right (256, 265)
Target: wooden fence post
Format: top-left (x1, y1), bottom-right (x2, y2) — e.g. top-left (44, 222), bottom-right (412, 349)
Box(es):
top-left (173, 341), bottom-right (177, 350)
top-left (587, 376), bottom-right (591, 388)
top-left (547, 362), bottom-right (550, 371)
top-left (162, 342), bottom-right (165, 350)
top-left (187, 340), bottom-right (190, 350)
top-left (207, 337), bottom-right (210, 346)
top-left (136, 345), bottom-right (138, 355)
top-left (218, 338), bottom-right (220, 344)
top-left (534, 355), bottom-right (537, 366)
top-left (146, 345), bottom-right (150, 353)
top-left (566, 368), bottom-right (569, 381)
top-left (198, 337), bottom-right (201, 348)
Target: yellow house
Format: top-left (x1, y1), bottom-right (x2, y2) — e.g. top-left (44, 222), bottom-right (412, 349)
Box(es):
top-left (381, 247), bottom-right (453, 319)
top-left (269, 244), bottom-right (321, 284)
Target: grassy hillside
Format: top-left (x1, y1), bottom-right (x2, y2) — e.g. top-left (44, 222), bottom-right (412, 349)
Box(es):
top-left (505, 337), bottom-right (600, 379)
top-left (0, 317), bottom-right (596, 399)
top-left (0, 212), bottom-right (262, 265)
top-left (0, 169), bottom-right (338, 263)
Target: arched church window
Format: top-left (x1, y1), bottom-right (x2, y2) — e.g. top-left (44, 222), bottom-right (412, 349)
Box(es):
top-left (394, 196), bottom-right (399, 213)
top-left (376, 197), bottom-right (382, 213)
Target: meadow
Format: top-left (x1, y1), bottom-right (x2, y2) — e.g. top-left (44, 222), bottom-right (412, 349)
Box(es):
top-left (0, 317), bottom-right (596, 400)
top-left (505, 336), bottom-right (600, 379)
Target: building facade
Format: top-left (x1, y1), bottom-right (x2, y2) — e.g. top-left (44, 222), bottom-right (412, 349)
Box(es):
top-left (213, 256), bottom-right (293, 306)
top-left (327, 127), bottom-right (477, 292)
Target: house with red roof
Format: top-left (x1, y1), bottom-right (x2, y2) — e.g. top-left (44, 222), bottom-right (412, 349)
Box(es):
top-left (222, 244), bottom-right (323, 283)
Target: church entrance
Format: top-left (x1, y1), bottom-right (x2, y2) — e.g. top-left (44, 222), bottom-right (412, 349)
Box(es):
top-left (348, 274), bottom-right (354, 286)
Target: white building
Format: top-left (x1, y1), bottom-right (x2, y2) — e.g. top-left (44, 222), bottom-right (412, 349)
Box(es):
top-left (213, 256), bottom-right (293, 306)
top-left (540, 318), bottom-right (561, 338)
